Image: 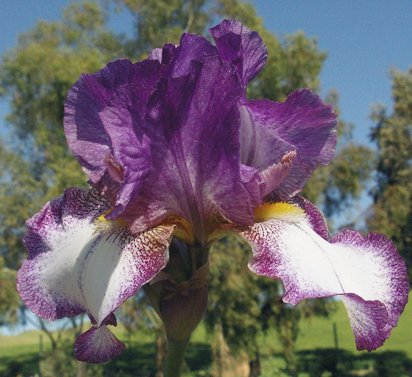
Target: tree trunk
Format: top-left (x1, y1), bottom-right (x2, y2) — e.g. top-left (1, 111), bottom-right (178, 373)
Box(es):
top-left (155, 327), bottom-right (167, 377)
top-left (211, 324), bottom-right (250, 377)
top-left (76, 361), bottom-right (86, 377)
top-left (249, 349), bottom-right (261, 377)
top-left (38, 318), bottom-right (58, 350)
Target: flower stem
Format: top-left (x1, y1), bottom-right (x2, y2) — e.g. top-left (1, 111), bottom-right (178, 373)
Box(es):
top-left (164, 339), bottom-right (189, 377)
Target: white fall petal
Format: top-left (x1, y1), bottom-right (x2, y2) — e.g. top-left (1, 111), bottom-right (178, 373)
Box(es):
top-left (237, 202), bottom-right (408, 351)
top-left (17, 188), bottom-right (174, 362)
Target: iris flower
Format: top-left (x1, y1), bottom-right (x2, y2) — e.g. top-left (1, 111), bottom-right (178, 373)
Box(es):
top-left (17, 20), bottom-right (408, 366)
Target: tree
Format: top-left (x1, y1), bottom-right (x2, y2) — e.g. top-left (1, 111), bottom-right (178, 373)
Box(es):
top-left (206, 236), bottom-right (262, 376)
top-left (115, 0), bottom-right (210, 58)
top-left (0, 142), bottom-right (45, 268)
top-left (0, 257), bottom-right (19, 325)
top-left (369, 68), bottom-right (412, 280)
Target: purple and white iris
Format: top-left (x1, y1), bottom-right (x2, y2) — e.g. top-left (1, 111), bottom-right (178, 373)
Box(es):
top-left (17, 20), bottom-right (408, 363)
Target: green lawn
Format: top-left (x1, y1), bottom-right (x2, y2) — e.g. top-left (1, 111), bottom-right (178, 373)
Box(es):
top-left (1, 294), bottom-right (411, 376)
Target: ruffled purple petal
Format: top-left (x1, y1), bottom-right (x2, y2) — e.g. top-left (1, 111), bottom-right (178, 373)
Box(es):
top-left (65, 33), bottom-right (266, 238)
top-left (236, 203), bottom-right (409, 351)
top-left (97, 77), bottom-right (155, 217)
top-left (240, 89), bottom-right (337, 199)
top-left (64, 59), bottom-right (161, 192)
top-left (17, 188), bottom-right (174, 325)
top-left (63, 22), bottom-right (334, 240)
top-left (210, 19), bottom-right (268, 87)
top-left (148, 32), bottom-right (217, 76)
top-left (116, 54), bottom-right (262, 240)
top-left (170, 33), bottom-right (217, 77)
top-left (74, 322), bottom-right (125, 363)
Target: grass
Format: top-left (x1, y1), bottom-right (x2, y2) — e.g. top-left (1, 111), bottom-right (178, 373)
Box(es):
top-left (0, 294), bottom-right (411, 376)
top-left (0, 331), bottom-right (48, 357)
top-left (296, 295), bottom-right (412, 357)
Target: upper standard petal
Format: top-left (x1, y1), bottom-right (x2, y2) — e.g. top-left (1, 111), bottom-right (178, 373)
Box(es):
top-left (64, 35), bottom-right (264, 239)
top-left (116, 55), bottom-right (262, 240)
top-left (210, 19), bottom-right (268, 88)
top-left (64, 23), bottom-right (336, 237)
top-left (64, 59), bottom-right (161, 188)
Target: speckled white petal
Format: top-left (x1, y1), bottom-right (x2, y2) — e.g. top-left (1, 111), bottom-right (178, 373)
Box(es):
top-left (237, 203), bottom-right (408, 351)
top-left (18, 188), bottom-right (174, 326)
top-left (79, 224), bottom-right (174, 325)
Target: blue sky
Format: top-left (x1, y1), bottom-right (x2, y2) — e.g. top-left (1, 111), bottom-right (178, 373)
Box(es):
top-left (1, 0), bottom-right (411, 145)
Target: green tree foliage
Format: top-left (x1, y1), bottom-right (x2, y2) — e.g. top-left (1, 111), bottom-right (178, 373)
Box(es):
top-left (39, 343), bottom-right (104, 377)
top-left (116, 0), bottom-right (210, 58)
top-left (0, 257), bottom-right (19, 324)
top-left (369, 68), bottom-right (412, 280)
top-left (0, 142), bottom-right (45, 268)
top-left (207, 237), bottom-right (262, 356)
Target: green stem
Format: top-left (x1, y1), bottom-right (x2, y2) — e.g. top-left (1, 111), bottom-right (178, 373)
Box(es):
top-left (164, 339), bottom-right (189, 377)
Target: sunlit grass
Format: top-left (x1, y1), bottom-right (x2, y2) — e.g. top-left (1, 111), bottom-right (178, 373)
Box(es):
top-left (295, 295), bottom-right (412, 357)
